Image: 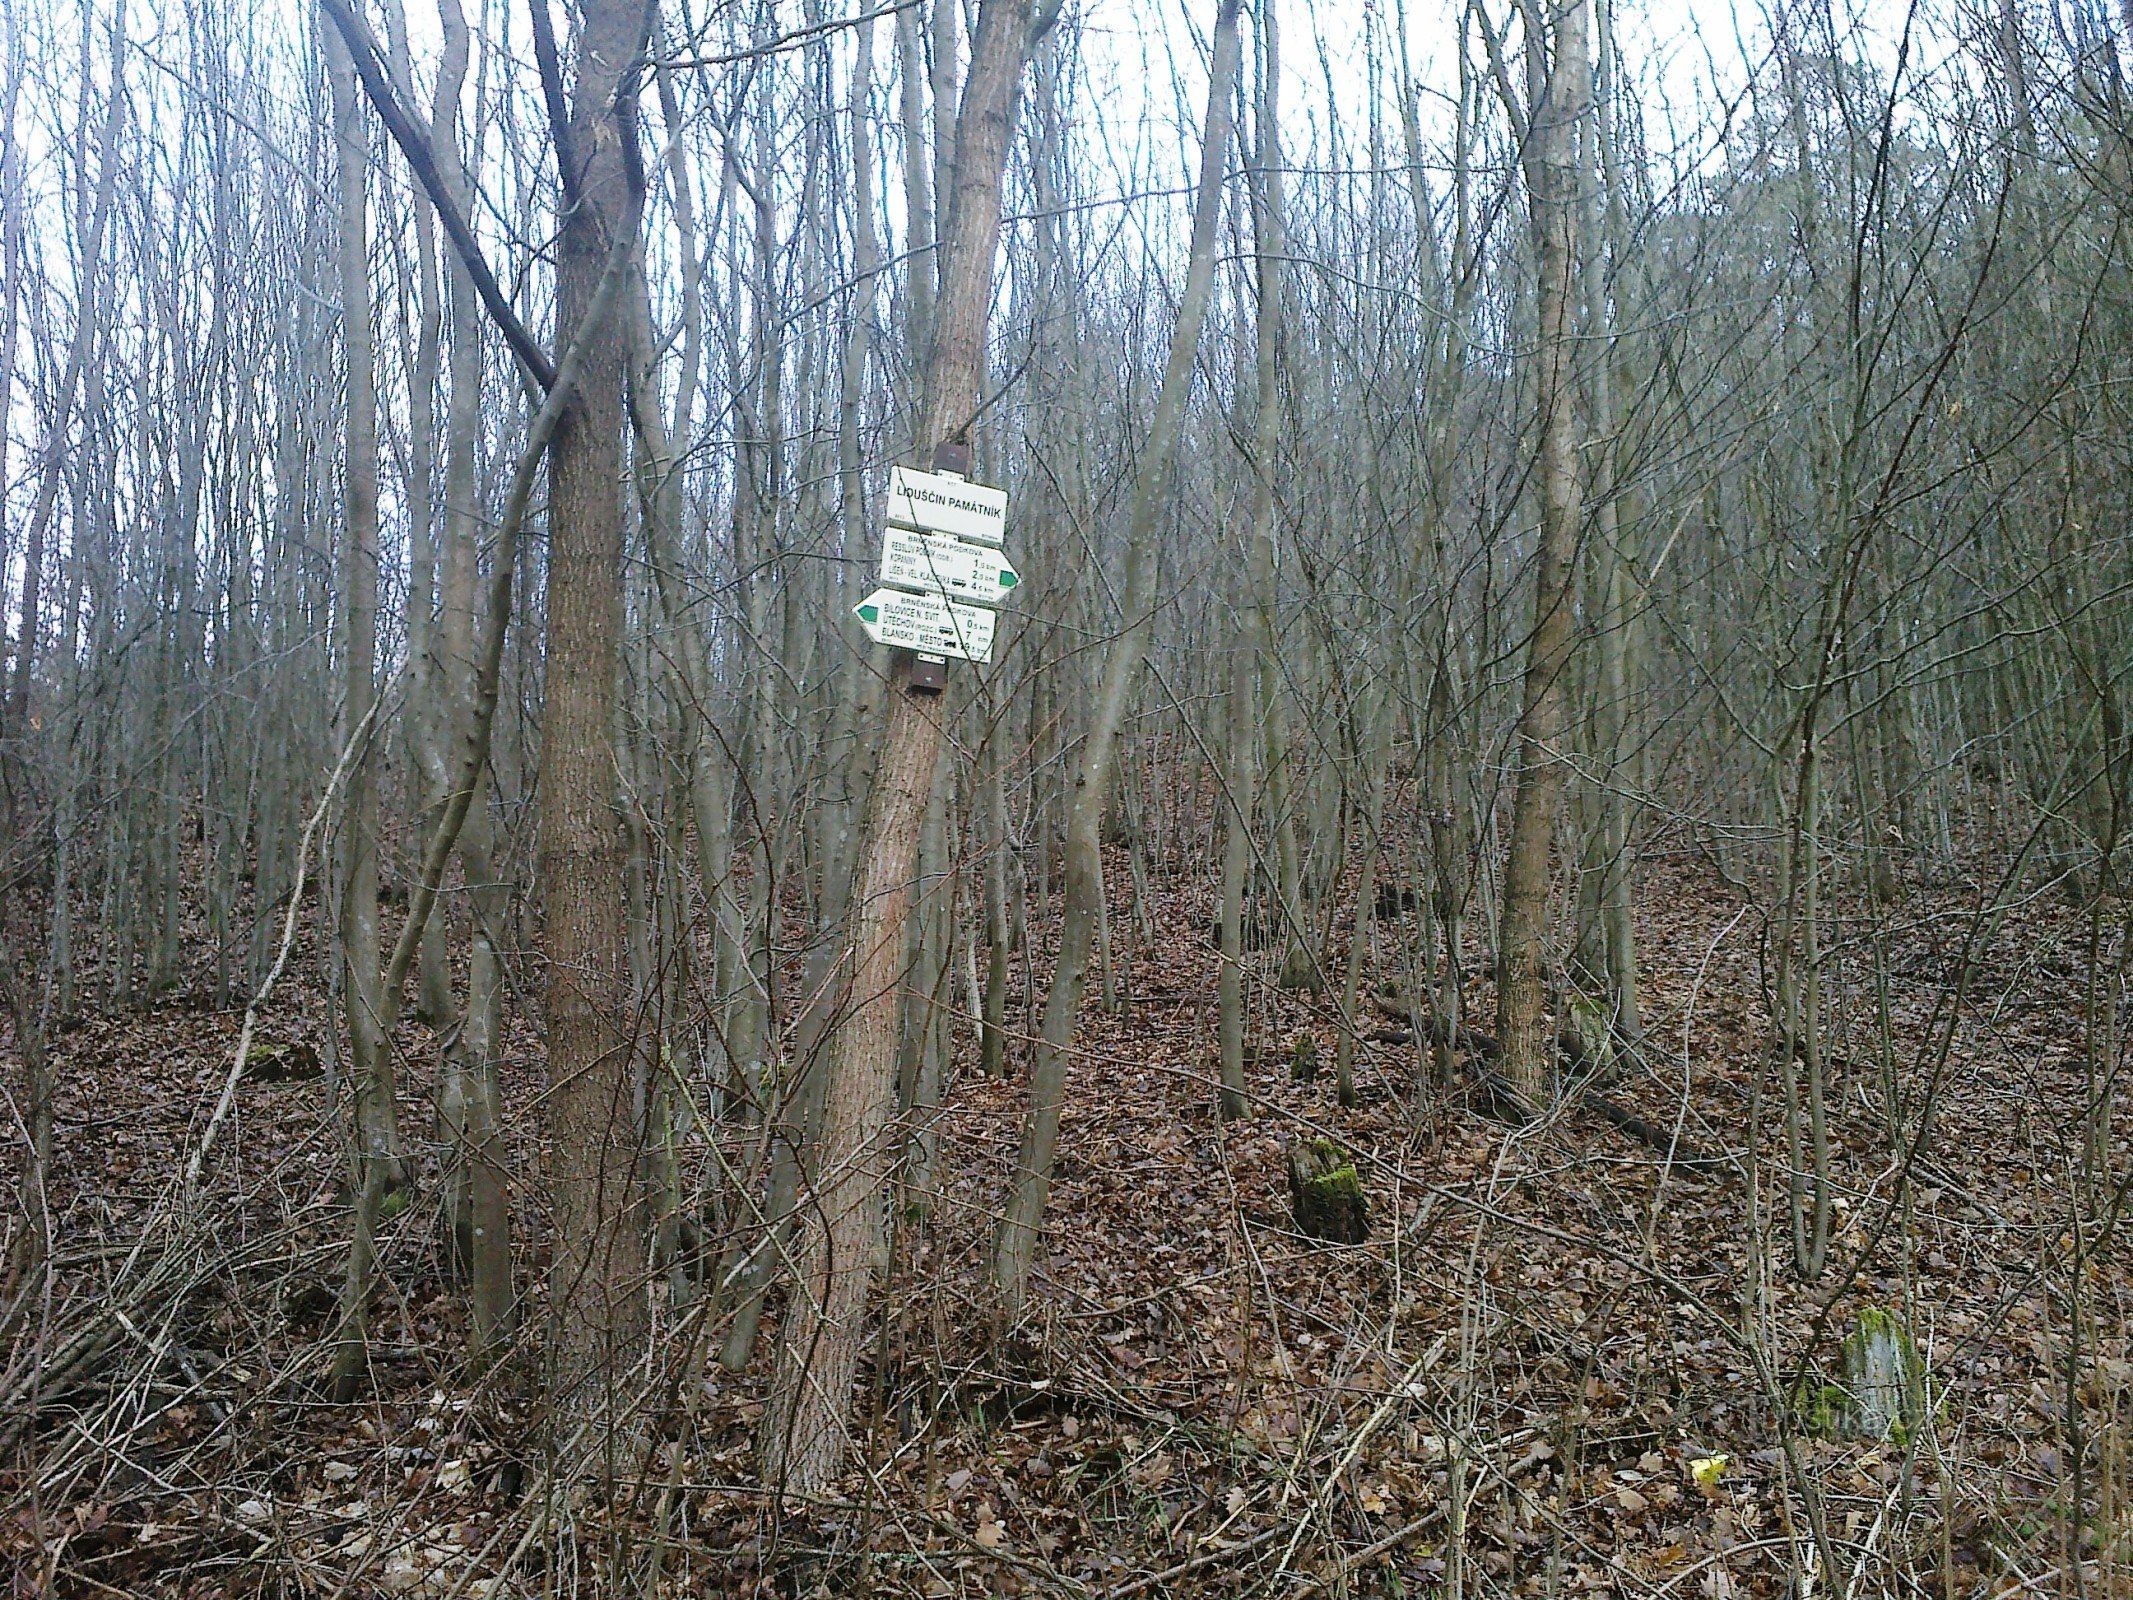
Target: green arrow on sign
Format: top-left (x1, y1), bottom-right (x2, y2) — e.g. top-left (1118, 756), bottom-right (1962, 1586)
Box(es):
top-left (856, 602), bottom-right (880, 624)
top-left (999, 569), bottom-right (1018, 589)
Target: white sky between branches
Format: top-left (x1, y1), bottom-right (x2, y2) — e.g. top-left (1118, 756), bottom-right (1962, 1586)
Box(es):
top-left (0, 0), bottom-right (1950, 619)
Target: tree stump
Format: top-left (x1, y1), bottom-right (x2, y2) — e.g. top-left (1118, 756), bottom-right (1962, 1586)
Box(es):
top-left (1839, 1306), bottom-right (1929, 1443)
top-left (1795, 1306), bottom-right (1931, 1441)
top-left (1289, 1033), bottom-right (1318, 1083)
top-left (1288, 1139), bottom-right (1368, 1243)
top-left (1560, 993), bottom-right (1612, 1074)
top-left (242, 1040), bottom-right (322, 1082)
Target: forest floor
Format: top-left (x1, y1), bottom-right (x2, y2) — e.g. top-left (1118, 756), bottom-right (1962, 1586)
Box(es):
top-left (4, 840), bottom-right (2129, 1598)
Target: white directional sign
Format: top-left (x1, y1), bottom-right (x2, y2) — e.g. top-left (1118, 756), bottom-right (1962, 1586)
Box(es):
top-left (887, 465), bottom-right (1008, 546)
top-left (881, 526), bottom-right (1021, 607)
top-left (853, 587), bottom-right (998, 663)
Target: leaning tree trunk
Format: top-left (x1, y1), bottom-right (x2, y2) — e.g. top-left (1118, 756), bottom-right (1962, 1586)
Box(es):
top-left (991, 0), bottom-right (1244, 1312)
top-left (761, 0), bottom-right (1039, 1501)
top-left (1493, 0), bottom-right (1589, 1105)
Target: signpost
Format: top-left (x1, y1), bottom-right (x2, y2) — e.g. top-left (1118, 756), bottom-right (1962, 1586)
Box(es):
top-left (887, 466), bottom-right (1007, 545)
top-left (880, 526), bottom-right (1020, 608)
top-left (861, 463), bottom-right (1016, 682)
top-left (853, 586), bottom-right (999, 663)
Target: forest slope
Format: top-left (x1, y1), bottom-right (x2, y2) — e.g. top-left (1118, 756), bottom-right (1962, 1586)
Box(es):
top-left (3, 838), bottom-right (2118, 1599)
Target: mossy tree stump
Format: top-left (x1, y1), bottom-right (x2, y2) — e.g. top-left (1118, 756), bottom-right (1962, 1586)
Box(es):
top-left (1840, 1306), bottom-right (1929, 1443)
top-left (1289, 1033), bottom-right (1318, 1083)
top-left (1795, 1306), bottom-right (1931, 1442)
top-left (1288, 1139), bottom-right (1368, 1243)
top-left (242, 1040), bottom-right (322, 1082)
top-left (1561, 993), bottom-right (1612, 1074)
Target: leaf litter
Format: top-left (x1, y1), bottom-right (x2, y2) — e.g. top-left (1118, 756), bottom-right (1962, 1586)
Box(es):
top-left (2, 838), bottom-right (2125, 1597)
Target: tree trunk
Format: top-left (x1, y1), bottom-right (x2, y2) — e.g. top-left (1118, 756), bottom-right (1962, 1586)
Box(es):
top-left (1581, 0), bottom-right (1638, 1039)
top-left (539, 0), bottom-right (655, 1458)
top-left (896, 0), bottom-right (935, 403)
top-left (1218, 542), bottom-right (1255, 1121)
top-left (762, 0), bottom-right (1037, 1501)
top-left (991, 0), bottom-right (1243, 1312)
top-left (423, 0), bottom-right (508, 1347)
top-left (380, 0), bottom-right (453, 1032)
top-left (981, 748), bottom-right (1013, 1077)
top-left (903, 755), bottom-right (956, 1213)
top-left (324, 22), bottom-right (403, 1403)
top-left (1335, 731), bottom-right (1386, 1109)
top-left (1493, 0), bottom-right (1589, 1105)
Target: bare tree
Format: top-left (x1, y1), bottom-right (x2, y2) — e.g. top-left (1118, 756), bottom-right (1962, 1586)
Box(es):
top-left (536, 0), bottom-right (658, 1454)
top-left (762, 0), bottom-right (1045, 1500)
top-left (1492, 0), bottom-right (1590, 1105)
top-left (323, 15), bottom-right (402, 1401)
top-left (992, 0), bottom-right (1244, 1309)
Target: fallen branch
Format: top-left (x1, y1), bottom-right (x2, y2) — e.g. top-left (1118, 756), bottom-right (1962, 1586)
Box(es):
top-left (1291, 1505), bottom-right (1447, 1594)
top-left (1375, 988), bottom-right (1726, 1173)
top-left (1105, 1522), bottom-right (1289, 1597)
top-left (1580, 1089), bottom-right (1725, 1175)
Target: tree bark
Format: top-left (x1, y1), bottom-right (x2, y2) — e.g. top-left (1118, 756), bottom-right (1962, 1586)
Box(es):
top-left (423, 0), bottom-right (512, 1353)
top-left (1578, 0), bottom-right (1638, 1039)
top-left (1493, 0), bottom-right (1589, 1105)
top-left (991, 0), bottom-right (1243, 1311)
top-left (896, 0), bottom-right (936, 397)
top-left (540, 0), bottom-right (655, 1458)
top-left (1218, 541), bottom-right (1255, 1121)
top-left (324, 20), bottom-right (403, 1403)
top-left (762, 0), bottom-right (1038, 1501)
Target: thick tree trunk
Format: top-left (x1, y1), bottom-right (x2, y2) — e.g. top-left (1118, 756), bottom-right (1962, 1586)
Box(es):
top-left (540, 0), bottom-right (655, 1457)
